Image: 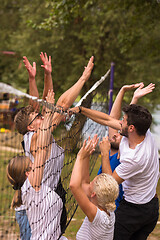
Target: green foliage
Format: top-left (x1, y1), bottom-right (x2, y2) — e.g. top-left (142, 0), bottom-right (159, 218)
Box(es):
top-left (0, 0), bottom-right (160, 107)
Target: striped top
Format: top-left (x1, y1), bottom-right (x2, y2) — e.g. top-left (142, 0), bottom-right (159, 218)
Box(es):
top-left (76, 208), bottom-right (115, 240)
top-left (22, 178), bottom-right (63, 240)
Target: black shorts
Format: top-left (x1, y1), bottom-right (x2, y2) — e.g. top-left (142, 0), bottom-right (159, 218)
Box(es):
top-left (55, 178), bottom-right (67, 235)
top-left (114, 196), bottom-right (159, 240)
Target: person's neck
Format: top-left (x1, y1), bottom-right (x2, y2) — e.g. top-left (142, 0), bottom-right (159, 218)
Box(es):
top-left (98, 205), bottom-right (110, 216)
top-left (128, 134), bottom-right (145, 149)
top-left (110, 148), bottom-right (118, 156)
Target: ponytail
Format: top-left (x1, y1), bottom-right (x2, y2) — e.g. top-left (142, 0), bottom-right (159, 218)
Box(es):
top-left (6, 156), bottom-right (31, 208)
top-left (11, 189), bottom-right (23, 209)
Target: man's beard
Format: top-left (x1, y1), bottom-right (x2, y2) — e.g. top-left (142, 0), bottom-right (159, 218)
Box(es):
top-left (120, 126), bottom-right (129, 138)
top-left (110, 142), bottom-right (119, 150)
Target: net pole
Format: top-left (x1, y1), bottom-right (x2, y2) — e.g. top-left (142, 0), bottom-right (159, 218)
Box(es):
top-left (108, 62), bottom-right (114, 114)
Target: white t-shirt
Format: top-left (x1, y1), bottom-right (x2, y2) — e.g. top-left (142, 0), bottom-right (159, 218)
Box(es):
top-left (16, 131), bottom-right (64, 212)
top-left (21, 178), bottom-right (63, 240)
top-left (116, 130), bottom-right (159, 204)
top-left (76, 208), bottom-right (115, 240)
top-left (23, 131), bottom-right (64, 190)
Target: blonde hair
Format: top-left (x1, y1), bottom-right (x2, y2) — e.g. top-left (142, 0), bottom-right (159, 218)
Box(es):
top-left (14, 105), bottom-right (34, 135)
top-left (93, 173), bottom-right (119, 212)
top-left (6, 156), bottom-right (31, 208)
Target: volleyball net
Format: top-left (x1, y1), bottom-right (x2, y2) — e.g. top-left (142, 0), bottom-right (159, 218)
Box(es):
top-left (0, 68), bottom-right (112, 239)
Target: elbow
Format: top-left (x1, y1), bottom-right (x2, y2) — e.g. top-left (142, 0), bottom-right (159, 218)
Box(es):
top-left (69, 180), bottom-right (79, 194)
top-left (69, 182), bottom-right (76, 193)
top-left (57, 98), bottom-right (69, 109)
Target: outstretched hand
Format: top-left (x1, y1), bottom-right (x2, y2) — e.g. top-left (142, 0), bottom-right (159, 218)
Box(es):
top-left (40, 52), bottom-right (52, 74)
top-left (122, 82), bottom-right (143, 92)
top-left (133, 83), bottom-right (155, 100)
top-left (82, 56), bottom-right (94, 82)
top-left (45, 89), bottom-right (55, 105)
top-left (99, 136), bottom-right (111, 155)
top-left (78, 135), bottom-right (98, 159)
top-left (23, 56), bottom-right (36, 79)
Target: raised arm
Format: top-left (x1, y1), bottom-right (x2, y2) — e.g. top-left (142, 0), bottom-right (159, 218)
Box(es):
top-left (81, 135), bottom-right (99, 185)
top-left (99, 136), bottom-right (112, 174)
top-left (70, 105), bottom-right (121, 130)
top-left (56, 56), bottom-right (94, 109)
top-left (99, 136), bottom-right (123, 184)
top-left (49, 56), bottom-right (94, 130)
top-left (130, 83), bottom-right (155, 104)
top-left (70, 136), bottom-right (98, 222)
top-left (23, 56), bottom-right (39, 110)
top-left (109, 83), bottom-right (142, 119)
top-left (28, 90), bottom-right (55, 191)
top-left (108, 83), bottom-right (142, 140)
top-left (40, 52), bottom-right (53, 99)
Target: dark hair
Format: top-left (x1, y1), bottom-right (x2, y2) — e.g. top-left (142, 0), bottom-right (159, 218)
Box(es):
top-left (122, 104), bottom-right (152, 136)
top-left (14, 105), bottom-right (34, 135)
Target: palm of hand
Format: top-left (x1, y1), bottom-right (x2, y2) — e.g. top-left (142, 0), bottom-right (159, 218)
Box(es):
top-left (44, 62), bottom-right (52, 74)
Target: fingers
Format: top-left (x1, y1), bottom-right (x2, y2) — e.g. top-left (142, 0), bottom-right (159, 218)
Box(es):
top-left (40, 52), bottom-right (45, 62)
top-left (134, 82), bottom-right (144, 88)
top-left (146, 83), bottom-right (155, 90)
top-left (99, 136), bottom-right (110, 145)
top-left (135, 82), bottom-right (144, 89)
top-left (46, 90), bottom-right (55, 104)
top-left (33, 62), bottom-right (36, 69)
top-left (23, 56), bottom-right (30, 66)
top-left (44, 52), bottom-right (47, 59)
top-left (92, 134), bottom-right (99, 148)
top-left (85, 138), bottom-right (95, 153)
top-left (87, 56), bottom-right (94, 68)
top-left (40, 52), bottom-right (50, 62)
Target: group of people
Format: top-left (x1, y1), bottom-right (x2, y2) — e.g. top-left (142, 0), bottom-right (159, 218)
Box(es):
top-left (7, 53), bottom-right (159, 240)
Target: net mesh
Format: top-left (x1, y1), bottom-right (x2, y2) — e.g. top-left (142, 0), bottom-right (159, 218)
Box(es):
top-left (0, 74), bottom-right (110, 239)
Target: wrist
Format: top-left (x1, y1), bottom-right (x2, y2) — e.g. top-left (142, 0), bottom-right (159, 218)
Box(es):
top-left (101, 151), bottom-right (109, 157)
top-left (29, 76), bottom-right (35, 81)
top-left (45, 72), bottom-right (52, 76)
top-left (120, 87), bottom-right (126, 94)
top-left (78, 106), bottom-right (82, 113)
top-left (131, 96), bottom-right (138, 104)
top-left (79, 75), bottom-right (86, 83)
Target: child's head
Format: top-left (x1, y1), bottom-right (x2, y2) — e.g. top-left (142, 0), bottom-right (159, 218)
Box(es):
top-left (14, 105), bottom-right (43, 135)
top-left (7, 155), bottom-right (32, 208)
top-left (93, 173), bottom-right (119, 212)
top-left (14, 105), bottom-right (34, 135)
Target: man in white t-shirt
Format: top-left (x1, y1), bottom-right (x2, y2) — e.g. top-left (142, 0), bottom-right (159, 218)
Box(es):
top-left (99, 104), bottom-right (159, 240)
top-left (72, 102), bottom-right (159, 240)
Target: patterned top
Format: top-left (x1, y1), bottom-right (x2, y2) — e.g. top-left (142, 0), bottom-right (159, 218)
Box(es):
top-left (76, 208), bottom-right (115, 240)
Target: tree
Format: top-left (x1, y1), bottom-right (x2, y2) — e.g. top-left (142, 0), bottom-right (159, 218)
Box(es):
top-left (0, 0), bottom-right (160, 107)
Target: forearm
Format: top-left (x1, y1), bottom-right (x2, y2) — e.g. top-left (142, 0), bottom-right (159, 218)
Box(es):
top-left (101, 152), bottom-right (112, 175)
top-left (70, 155), bottom-right (83, 190)
top-left (31, 149), bottom-right (47, 190)
top-left (110, 87), bottom-right (125, 119)
top-left (56, 76), bottom-right (86, 109)
top-left (30, 114), bottom-right (53, 190)
top-left (108, 87), bottom-right (125, 138)
top-left (81, 106), bottom-right (121, 130)
top-left (36, 113), bottom-right (53, 148)
top-left (130, 96), bottom-right (138, 105)
top-left (29, 77), bottom-right (39, 110)
top-left (81, 157), bottom-right (90, 184)
top-left (42, 73), bottom-right (53, 100)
